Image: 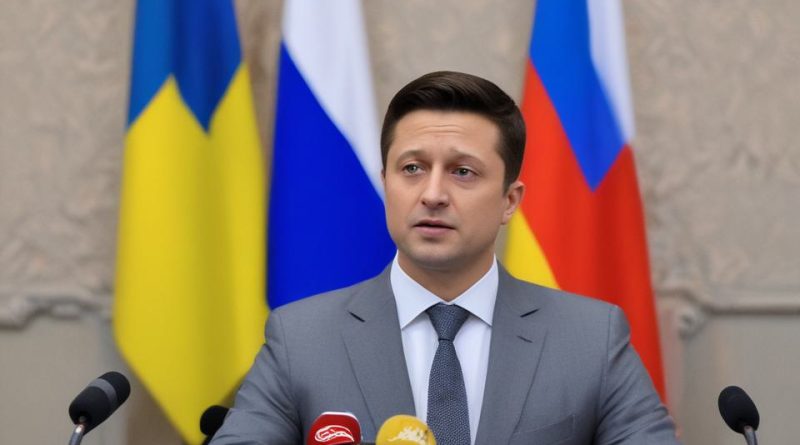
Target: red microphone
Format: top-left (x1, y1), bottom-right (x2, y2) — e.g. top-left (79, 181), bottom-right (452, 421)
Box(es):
top-left (307, 411), bottom-right (363, 445)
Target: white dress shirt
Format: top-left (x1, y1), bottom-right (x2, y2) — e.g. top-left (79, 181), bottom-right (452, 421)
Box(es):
top-left (390, 255), bottom-right (498, 445)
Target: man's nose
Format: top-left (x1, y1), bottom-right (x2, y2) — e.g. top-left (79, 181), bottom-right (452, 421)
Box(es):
top-left (420, 170), bottom-right (449, 208)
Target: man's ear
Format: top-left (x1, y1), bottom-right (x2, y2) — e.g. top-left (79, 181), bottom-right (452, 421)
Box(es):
top-left (501, 180), bottom-right (525, 225)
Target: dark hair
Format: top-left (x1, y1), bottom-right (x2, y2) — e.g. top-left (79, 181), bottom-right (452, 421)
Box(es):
top-left (380, 71), bottom-right (526, 189)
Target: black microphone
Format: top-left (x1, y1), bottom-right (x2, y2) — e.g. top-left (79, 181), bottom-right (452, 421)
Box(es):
top-left (718, 385), bottom-right (760, 445)
top-left (68, 371), bottom-right (131, 444)
top-left (200, 405), bottom-right (230, 444)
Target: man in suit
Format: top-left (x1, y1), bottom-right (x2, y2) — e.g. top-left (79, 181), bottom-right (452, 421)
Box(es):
top-left (211, 71), bottom-right (679, 445)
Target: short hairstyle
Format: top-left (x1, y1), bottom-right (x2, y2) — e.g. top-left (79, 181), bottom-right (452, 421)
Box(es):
top-left (380, 71), bottom-right (526, 189)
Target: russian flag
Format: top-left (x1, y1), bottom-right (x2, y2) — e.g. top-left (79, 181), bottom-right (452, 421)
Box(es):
top-left (268, 0), bottom-right (395, 308)
top-left (504, 0), bottom-right (666, 399)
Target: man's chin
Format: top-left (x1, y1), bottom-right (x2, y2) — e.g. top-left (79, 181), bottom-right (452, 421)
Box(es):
top-left (397, 250), bottom-right (463, 273)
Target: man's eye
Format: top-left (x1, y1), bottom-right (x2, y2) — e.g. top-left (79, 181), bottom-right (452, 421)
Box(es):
top-left (403, 164), bottom-right (420, 174)
top-left (454, 167), bottom-right (473, 177)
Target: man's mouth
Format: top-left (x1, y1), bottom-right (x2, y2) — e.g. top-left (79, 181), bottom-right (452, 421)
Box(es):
top-left (414, 219), bottom-right (455, 230)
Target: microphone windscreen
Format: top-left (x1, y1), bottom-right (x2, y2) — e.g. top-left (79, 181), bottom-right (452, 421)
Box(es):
top-left (307, 411), bottom-right (362, 445)
top-left (68, 371), bottom-right (131, 434)
top-left (200, 405), bottom-right (229, 436)
top-left (718, 385), bottom-right (760, 433)
top-left (376, 415), bottom-right (436, 445)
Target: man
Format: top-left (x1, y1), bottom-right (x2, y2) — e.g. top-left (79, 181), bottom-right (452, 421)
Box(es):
top-left (211, 71), bottom-right (679, 444)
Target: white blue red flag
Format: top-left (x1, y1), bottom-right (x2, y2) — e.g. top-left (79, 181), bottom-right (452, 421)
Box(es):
top-left (269, 0), bottom-right (395, 308)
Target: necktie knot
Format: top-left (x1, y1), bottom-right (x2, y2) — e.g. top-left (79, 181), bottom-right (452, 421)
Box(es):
top-left (426, 303), bottom-right (469, 342)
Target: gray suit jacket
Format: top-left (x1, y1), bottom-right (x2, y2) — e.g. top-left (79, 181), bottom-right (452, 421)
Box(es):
top-left (211, 266), bottom-right (679, 444)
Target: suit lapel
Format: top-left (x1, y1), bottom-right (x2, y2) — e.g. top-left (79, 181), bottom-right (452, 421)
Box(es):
top-left (341, 268), bottom-right (416, 435)
top-left (475, 268), bottom-right (548, 445)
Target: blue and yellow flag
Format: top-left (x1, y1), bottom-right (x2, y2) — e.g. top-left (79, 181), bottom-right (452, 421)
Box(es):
top-left (113, 1), bottom-right (267, 442)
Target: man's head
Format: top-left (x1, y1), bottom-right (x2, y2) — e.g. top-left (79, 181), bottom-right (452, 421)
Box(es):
top-left (380, 71), bottom-right (526, 283)
top-left (380, 71), bottom-right (525, 190)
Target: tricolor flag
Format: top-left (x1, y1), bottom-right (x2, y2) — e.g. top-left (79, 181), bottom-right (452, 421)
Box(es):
top-left (269, 0), bottom-right (395, 308)
top-left (505, 0), bottom-right (666, 398)
top-left (114, 1), bottom-right (267, 442)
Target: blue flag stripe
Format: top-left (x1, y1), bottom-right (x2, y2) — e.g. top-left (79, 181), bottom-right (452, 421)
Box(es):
top-left (127, 0), bottom-right (241, 131)
top-left (268, 44), bottom-right (395, 308)
top-left (530, 0), bottom-right (625, 190)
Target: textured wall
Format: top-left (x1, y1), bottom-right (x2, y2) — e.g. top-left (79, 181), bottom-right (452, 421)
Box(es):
top-left (0, 0), bottom-right (130, 325)
top-left (631, 0), bottom-right (800, 312)
top-left (1, 0), bottom-right (799, 444)
top-left (627, 1), bottom-right (800, 443)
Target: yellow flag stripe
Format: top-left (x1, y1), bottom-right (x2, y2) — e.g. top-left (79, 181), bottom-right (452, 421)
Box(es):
top-left (207, 66), bottom-right (267, 365)
top-left (114, 67), bottom-right (266, 443)
top-left (503, 211), bottom-right (559, 289)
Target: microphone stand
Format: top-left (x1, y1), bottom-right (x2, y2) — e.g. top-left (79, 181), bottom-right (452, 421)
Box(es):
top-left (743, 425), bottom-right (758, 445)
top-left (68, 418), bottom-right (87, 445)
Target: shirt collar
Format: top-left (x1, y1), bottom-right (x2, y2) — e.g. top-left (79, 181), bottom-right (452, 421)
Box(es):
top-left (390, 254), bottom-right (498, 329)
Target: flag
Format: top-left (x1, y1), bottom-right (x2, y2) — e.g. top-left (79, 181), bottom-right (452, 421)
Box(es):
top-left (113, 0), bottom-right (267, 442)
top-left (268, 0), bottom-right (395, 308)
top-left (504, 0), bottom-right (666, 398)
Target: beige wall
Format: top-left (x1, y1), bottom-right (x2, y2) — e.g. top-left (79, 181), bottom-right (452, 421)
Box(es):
top-left (2, 1), bottom-right (799, 443)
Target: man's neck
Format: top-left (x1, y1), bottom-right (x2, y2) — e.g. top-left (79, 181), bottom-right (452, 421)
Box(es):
top-left (397, 254), bottom-right (495, 302)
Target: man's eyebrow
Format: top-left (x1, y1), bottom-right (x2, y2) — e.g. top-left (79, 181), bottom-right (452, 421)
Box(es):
top-left (393, 149), bottom-right (426, 163)
top-left (449, 150), bottom-right (487, 169)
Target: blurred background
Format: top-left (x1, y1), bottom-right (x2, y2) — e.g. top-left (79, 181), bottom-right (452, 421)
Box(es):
top-left (1, 0), bottom-right (799, 443)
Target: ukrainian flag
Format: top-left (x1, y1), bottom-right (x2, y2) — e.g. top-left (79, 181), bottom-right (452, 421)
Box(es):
top-left (113, 1), bottom-right (266, 443)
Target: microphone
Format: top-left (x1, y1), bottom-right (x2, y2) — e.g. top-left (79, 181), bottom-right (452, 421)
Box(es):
top-left (376, 415), bottom-right (436, 445)
top-left (307, 411), bottom-right (363, 445)
top-left (67, 371), bottom-right (131, 445)
top-left (718, 385), bottom-right (760, 445)
top-left (200, 405), bottom-right (229, 444)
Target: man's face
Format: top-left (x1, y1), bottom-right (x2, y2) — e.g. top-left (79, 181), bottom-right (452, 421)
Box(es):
top-left (382, 110), bottom-right (524, 276)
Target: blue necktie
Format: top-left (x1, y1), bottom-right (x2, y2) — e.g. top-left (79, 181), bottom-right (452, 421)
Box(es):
top-left (426, 303), bottom-right (471, 445)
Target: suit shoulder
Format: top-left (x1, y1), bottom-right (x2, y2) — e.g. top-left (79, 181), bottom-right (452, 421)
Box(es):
top-left (505, 276), bottom-right (619, 324)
